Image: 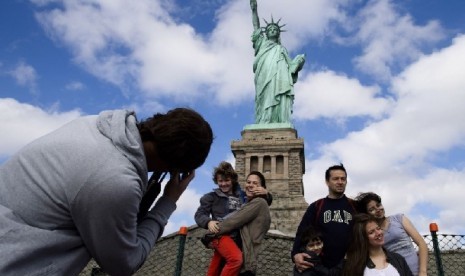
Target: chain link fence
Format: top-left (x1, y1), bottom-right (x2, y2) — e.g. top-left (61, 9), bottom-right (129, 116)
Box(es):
top-left (421, 233), bottom-right (465, 275)
top-left (81, 228), bottom-right (465, 276)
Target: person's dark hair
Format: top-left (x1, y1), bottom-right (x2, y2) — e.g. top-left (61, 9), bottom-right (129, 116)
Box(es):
top-left (325, 163), bottom-right (347, 181)
top-left (247, 171), bottom-right (266, 189)
top-left (342, 213), bottom-right (379, 276)
top-left (137, 108), bottom-right (213, 172)
top-left (300, 226), bottom-right (323, 250)
top-left (212, 161), bottom-right (239, 191)
top-left (354, 192), bottom-right (382, 214)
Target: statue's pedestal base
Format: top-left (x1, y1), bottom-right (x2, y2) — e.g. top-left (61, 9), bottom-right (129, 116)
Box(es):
top-left (244, 122), bottom-right (294, 130)
top-left (231, 127), bottom-right (308, 235)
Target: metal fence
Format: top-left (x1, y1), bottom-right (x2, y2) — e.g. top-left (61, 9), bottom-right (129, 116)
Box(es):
top-left (82, 227), bottom-right (465, 276)
top-left (422, 232), bottom-right (465, 276)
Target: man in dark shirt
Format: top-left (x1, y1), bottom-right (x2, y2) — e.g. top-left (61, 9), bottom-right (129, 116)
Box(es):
top-left (292, 164), bottom-right (357, 272)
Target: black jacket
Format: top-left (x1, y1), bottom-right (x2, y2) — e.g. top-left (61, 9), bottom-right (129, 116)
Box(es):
top-left (330, 248), bottom-right (413, 276)
top-left (365, 249), bottom-right (413, 276)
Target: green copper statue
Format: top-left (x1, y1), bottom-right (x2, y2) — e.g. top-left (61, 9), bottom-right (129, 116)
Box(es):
top-left (250, 0), bottom-right (305, 124)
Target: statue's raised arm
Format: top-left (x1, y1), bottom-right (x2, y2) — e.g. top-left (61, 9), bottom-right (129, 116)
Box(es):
top-left (249, 0), bottom-right (306, 125)
top-left (250, 0), bottom-right (260, 31)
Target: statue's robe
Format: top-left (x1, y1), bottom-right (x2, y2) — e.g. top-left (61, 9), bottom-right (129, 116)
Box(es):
top-left (252, 29), bottom-right (297, 124)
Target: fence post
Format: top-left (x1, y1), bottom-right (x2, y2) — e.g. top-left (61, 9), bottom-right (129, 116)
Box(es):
top-left (430, 223), bottom-right (444, 276)
top-left (174, 226), bottom-right (188, 276)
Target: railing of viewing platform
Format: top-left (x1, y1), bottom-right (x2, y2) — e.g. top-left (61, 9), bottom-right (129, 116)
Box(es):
top-left (84, 224), bottom-right (465, 276)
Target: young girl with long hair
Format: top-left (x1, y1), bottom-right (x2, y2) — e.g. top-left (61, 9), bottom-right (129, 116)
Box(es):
top-left (342, 214), bottom-right (413, 276)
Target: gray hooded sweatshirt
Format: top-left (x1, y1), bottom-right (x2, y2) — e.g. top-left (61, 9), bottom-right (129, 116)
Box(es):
top-left (0, 110), bottom-right (176, 276)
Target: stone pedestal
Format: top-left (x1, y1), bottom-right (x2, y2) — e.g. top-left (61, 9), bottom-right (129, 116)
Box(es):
top-left (231, 126), bottom-right (308, 235)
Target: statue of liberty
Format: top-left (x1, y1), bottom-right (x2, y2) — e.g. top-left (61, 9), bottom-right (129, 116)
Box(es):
top-left (250, 0), bottom-right (305, 124)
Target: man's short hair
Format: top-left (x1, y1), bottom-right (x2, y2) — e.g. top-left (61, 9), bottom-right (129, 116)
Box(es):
top-left (137, 108), bottom-right (213, 172)
top-left (325, 163), bottom-right (347, 181)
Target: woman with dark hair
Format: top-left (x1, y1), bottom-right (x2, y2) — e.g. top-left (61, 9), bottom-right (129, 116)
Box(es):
top-left (211, 171), bottom-right (271, 276)
top-left (195, 164), bottom-right (271, 276)
top-left (342, 214), bottom-right (413, 276)
top-left (354, 192), bottom-right (428, 276)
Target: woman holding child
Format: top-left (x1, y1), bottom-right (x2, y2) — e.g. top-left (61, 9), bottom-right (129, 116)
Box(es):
top-left (214, 171), bottom-right (271, 276)
top-left (195, 162), bottom-right (271, 276)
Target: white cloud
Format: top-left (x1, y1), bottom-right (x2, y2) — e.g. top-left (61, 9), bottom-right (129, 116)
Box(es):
top-left (32, 0), bottom-right (353, 107)
top-left (351, 0), bottom-right (445, 81)
top-left (163, 186), bottom-right (203, 235)
top-left (294, 70), bottom-right (393, 121)
top-left (390, 35), bottom-right (465, 154)
top-left (34, 0), bottom-right (225, 102)
top-left (8, 61), bottom-right (39, 93)
top-left (0, 98), bottom-right (82, 157)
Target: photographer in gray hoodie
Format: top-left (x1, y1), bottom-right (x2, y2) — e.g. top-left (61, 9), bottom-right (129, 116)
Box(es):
top-left (0, 108), bottom-right (213, 276)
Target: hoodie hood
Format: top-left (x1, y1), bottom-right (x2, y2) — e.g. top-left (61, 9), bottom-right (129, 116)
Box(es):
top-left (96, 110), bottom-right (148, 189)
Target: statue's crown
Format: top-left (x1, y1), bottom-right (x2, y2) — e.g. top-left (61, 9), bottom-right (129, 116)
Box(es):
top-left (263, 15), bottom-right (286, 33)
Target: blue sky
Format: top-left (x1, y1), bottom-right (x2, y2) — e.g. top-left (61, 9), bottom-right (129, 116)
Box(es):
top-left (1, 0), bottom-right (465, 236)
